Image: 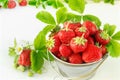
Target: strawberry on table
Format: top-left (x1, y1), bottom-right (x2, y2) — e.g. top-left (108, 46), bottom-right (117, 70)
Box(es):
top-left (64, 22), bottom-right (81, 31)
top-left (82, 44), bottom-right (102, 63)
top-left (69, 54), bottom-right (83, 64)
top-left (19, 0), bottom-right (27, 6)
top-left (75, 26), bottom-right (89, 38)
top-left (58, 28), bottom-right (75, 44)
top-left (70, 36), bottom-right (88, 53)
top-left (83, 21), bottom-right (98, 35)
top-left (8, 0), bottom-right (16, 9)
top-left (95, 30), bottom-right (110, 45)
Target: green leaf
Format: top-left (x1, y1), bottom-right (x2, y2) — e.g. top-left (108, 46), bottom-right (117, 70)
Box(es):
top-left (36, 11), bottom-right (56, 25)
top-left (31, 50), bottom-right (44, 72)
top-left (65, 13), bottom-right (81, 22)
top-left (14, 55), bottom-right (19, 64)
top-left (112, 31), bottom-right (120, 40)
top-left (52, 0), bottom-right (64, 8)
top-left (9, 47), bottom-right (16, 56)
top-left (107, 39), bottom-right (120, 57)
top-left (93, 0), bottom-right (101, 3)
top-left (68, 0), bottom-right (85, 14)
top-left (104, 0), bottom-right (114, 5)
top-left (28, 0), bottom-right (37, 6)
top-left (34, 25), bottom-right (55, 50)
top-left (83, 14), bottom-right (101, 28)
top-left (103, 24), bottom-right (116, 36)
top-left (56, 7), bottom-right (67, 24)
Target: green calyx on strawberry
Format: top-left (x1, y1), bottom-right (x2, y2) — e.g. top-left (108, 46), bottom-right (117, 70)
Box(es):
top-left (75, 26), bottom-right (89, 38)
top-left (70, 36), bottom-right (88, 53)
top-left (95, 30), bottom-right (110, 45)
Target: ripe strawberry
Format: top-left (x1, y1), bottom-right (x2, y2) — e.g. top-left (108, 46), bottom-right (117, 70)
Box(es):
top-left (47, 34), bottom-right (61, 54)
top-left (101, 45), bottom-right (107, 56)
top-left (8, 0), bottom-right (16, 9)
top-left (75, 26), bottom-right (89, 38)
top-left (83, 21), bottom-right (98, 35)
top-left (69, 54), bottom-right (83, 64)
top-left (70, 36), bottom-right (88, 53)
top-left (64, 22), bottom-right (81, 31)
top-left (19, 0), bottom-right (27, 6)
top-left (59, 44), bottom-right (72, 58)
top-left (82, 44), bottom-right (102, 63)
top-left (95, 30), bottom-right (110, 45)
top-left (87, 37), bottom-right (94, 44)
top-left (58, 29), bottom-right (75, 44)
top-left (18, 49), bottom-right (31, 66)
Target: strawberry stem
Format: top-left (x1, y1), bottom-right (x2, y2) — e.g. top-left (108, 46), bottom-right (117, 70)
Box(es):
top-left (46, 37), bottom-right (55, 49)
top-left (79, 26), bottom-right (87, 32)
top-left (100, 31), bottom-right (109, 40)
top-left (74, 37), bottom-right (87, 45)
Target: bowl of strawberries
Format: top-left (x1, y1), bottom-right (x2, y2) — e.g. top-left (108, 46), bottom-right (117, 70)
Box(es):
top-left (47, 21), bottom-right (109, 80)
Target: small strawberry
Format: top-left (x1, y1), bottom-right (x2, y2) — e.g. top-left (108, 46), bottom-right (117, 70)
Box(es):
top-left (75, 26), bottom-right (89, 38)
top-left (83, 21), bottom-right (98, 35)
top-left (59, 44), bottom-right (72, 58)
top-left (8, 0), bottom-right (16, 9)
top-left (69, 54), bottom-right (83, 64)
top-left (58, 29), bottom-right (75, 44)
top-left (87, 37), bottom-right (94, 44)
top-left (47, 34), bottom-right (61, 54)
top-left (19, 0), bottom-right (27, 6)
top-left (95, 30), bottom-right (110, 45)
top-left (64, 22), bottom-right (81, 31)
top-left (82, 44), bottom-right (102, 63)
top-left (18, 49), bottom-right (31, 66)
top-left (101, 45), bottom-right (107, 56)
top-left (70, 36), bottom-right (88, 53)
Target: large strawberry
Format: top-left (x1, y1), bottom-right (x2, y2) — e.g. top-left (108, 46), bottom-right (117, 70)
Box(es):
top-left (47, 34), bottom-right (61, 54)
top-left (75, 26), bottom-right (89, 38)
top-left (83, 21), bottom-right (98, 35)
top-left (18, 49), bottom-right (31, 66)
top-left (64, 22), bottom-right (81, 31)
top-left (95, 30), bottom-right (110, 45)
top-left (82, 44), bottom-right (102, 63)
top-left (69, 54), bottom-right (83, 64)
top-left (59, 44), bottom-right (72, 58)
top-left (8, 0), bottom-right (16, 9)
top-left (70, 36), bottom-right (88, 53)
top-left (58, 29), bottom-right (75, 44)
top-left (19, 0), bottom-right (27, 6)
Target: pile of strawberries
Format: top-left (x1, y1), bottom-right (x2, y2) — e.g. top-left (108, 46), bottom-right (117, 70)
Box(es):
top-left (47, 21), bottom-right (110, 64)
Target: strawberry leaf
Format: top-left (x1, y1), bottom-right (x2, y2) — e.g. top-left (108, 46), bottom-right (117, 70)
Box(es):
top-left (83, 14), bottom-right (101, 28)
top-left (56, 7), bottom-right (67, 24)
top-left (107, 39), bottom-right (120, 57)
top-left (31, 50), bottom-right (44, 72)
top-left (68, 0), bottom-right (85, 14)
top-left (36, 11), bottom-right (56, 25)
top-left (103, 24), bottom-right (116, 36)
top-left (112, 31), bottom-right (120, 40)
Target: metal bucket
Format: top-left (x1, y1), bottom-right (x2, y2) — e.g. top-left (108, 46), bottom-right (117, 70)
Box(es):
top-left (50, 52), bottom-right (108, 80)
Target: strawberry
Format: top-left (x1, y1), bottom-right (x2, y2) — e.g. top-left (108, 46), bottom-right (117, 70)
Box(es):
top-left (18, 49), bottom-right (31, 66)
top-left (64, 22), bottom-right (81, 31)
top-left (87, 37), bottom-right (94, 44)
top-left (75, 26), bottom-right (89, 38)
top-left (58, 29), bottom-right (75, 44)
top-left (83, 21), bottom-right (98, 35)
top-left (47, 34), bottom-right (61, 54)
top-left (19, 0), bottom-right (27, 6)
top-left (82, 44), bottom-right (102, 63)
top-left (8, 0), bottom-right (16, 9)
top-left (101, 45), bottom-right (107, 56)
top-left (59, 44), bottom-right (72, 58)
top-left (70, 36), bottom-right (88, 53)
top-left (69, 54), bottom-right (83, 64)
top-left (95, 30), bottom-right (110, 45)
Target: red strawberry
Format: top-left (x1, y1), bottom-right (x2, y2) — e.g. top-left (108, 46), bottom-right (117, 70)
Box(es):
top-left (101, 45), bottom-right (107, 56)
top-left (47, 34), bottom-right (61, 54)
top-left (83, 21), bottom-right (97, 35)
top-left (19, 0), bottom-right (27, 6)
top-left (82, 44), bottom-right (102, 63)
top-left (75, 26), bottom-right (89, 38)
top-left (69, 54), bottom-right (83, 64)
top-left (8, 0), bottom-right (16, 9)
top-left (18, 49), bottom-right (31, 66)
top-left (95, 30), bottom-right (110, 45)
top-left (58, 29), bottom-right (75, 44)
top-left (70, 36), bottom-right (88, 53)
top-left (64, 22), bottom-right (81, 31)
top-left (59, 44), bottom-right (72, 58)
top-left (87, 37), bottom-right (94, 44)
